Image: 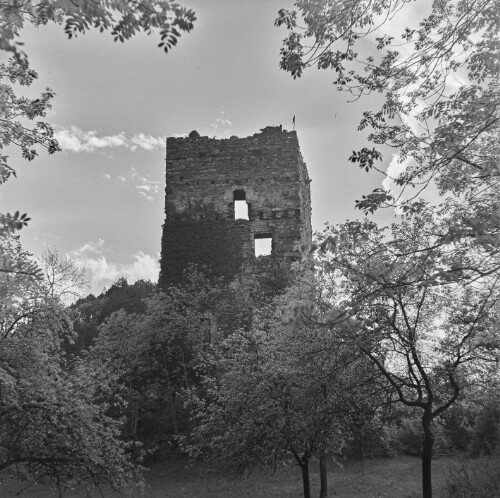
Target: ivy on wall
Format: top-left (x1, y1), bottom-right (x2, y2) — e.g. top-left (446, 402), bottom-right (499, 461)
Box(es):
top-left (159, 220), bottom-right (250, 288)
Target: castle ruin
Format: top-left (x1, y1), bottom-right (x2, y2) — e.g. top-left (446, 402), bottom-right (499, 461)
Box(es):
top-left (158, 126), bottom-right (312, 288)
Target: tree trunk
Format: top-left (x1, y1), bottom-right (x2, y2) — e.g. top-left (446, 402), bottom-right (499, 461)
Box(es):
top-left (129, 400), bottom-right (138, 437)
top-left (300, 459), bottom-right (311, 498)
top-left (128, 376), bottom-right (138, 438)
top-left (421, 416), bottom-right (434, 498)
top-left (171, 390), bottom-right (179, 435)
top-left (161, 356), bottom-right (179, 435)
top-left (360, 423), bottom-right (366, 476)
top-left (319, 454), bottom-right (328, 498)
top-left (290, 447), bottom-right (311, 498)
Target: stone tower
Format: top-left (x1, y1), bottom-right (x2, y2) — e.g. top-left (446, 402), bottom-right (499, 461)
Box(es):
top-left (158, 126), bottom-right (312, 288)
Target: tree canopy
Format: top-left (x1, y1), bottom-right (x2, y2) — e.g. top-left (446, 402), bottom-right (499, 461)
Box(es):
top-left (277, 0), bottom-right (499, 247)
top-left (0, 0), bottom-right (196, 236)
top-left (277, 3), bottom-right (499, 495)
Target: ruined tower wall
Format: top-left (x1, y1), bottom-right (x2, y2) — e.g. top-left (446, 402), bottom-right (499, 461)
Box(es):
top-left (159, 126), bottom-right (312, 288)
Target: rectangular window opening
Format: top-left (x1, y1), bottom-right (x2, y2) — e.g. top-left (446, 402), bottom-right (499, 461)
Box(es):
top-left (234, 200), bottom-right (249, 220)
top-left (254, 234), bottom-right (272, 257)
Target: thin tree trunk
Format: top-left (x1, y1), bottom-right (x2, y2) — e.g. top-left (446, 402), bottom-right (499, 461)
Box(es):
top-left (319, 454), bottom-right (328, 498)
top-left (300, 459), bottom-right (311, 498)
top-left (129, 400), bottom-right (138, 437)
top-left (128, 376), bottom-right (138, 437)
top-left (421, 416), bottom-right (434, 498)
top-left (171, 390), bottom-right (179, 435)
top-left (360, 423), bottom-right (366, 476)
top-left (161, 351), bottom-right (179, 435)
top-left (290, 446), bottom-right (311, 498)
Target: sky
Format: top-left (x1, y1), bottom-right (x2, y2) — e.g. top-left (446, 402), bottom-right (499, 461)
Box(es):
top-left (2, 0), bottom-right (422, 295)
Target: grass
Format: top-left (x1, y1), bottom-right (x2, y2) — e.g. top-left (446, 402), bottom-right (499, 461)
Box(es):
top-left (0, 456), bottom-right (458, 497)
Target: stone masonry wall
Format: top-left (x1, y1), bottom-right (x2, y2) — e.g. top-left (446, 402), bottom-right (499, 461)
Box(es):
top-left (159, 126), bottom-right (312, 288)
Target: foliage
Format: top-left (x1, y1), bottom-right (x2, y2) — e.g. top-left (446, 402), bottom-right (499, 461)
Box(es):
top-left (442, 456), bottom-right (500, 498)
top-left (0, 0), bottom-right (196, 61)
top-left (159, 220), bottom-right (250, 287)
top-left (0, 0), bottom-right (196, 239)
top-left (387, 410), bottom-right (451, 457)
top-left (0, 233), bottom-right (143, 494)
top-left (0, 233), bottom-right (42, 296)
top-left (37, 247), bottom-right (89, 304)
top-left (277, 4), bottom-right (500, 494)
top-left (69, 278), bottom-right (156, 355)
top-left (184, 281), bottom-right (383, 498)
top-left (441, 403), bottom-right (474, 453)
top-left (0, 57), bottom-right (59, 191)
top-left (277, 0), bottom-right (500, 292)
top-left (305, 216), bottom-right (500, 497)
top-left (0, 55), bottom-right (63, 250)
top-left (469, 404), bottom-right (500, 456)
top-left (277, 0), bottom-right (499, 206)
top-left (88, 267), bottom-right (237, 449)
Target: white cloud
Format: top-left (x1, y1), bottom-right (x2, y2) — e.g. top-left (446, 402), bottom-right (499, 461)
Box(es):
top-left (68, 240), bottom-right (159, 295)
top-left (98, 166), bottom-right (163, 201)
top-left (55, 126), bottom-right (127, 153)
top-left (54, 128), bottom-right (164, 201)
top-left (136, 180), bottom-right (161, 202)
top-left (208, 111), bottom-right (233, 138)
top-left (130, 133), bottom-right (165, 151)
top-left (71, 238), bottom-right (106, 257)
top-left (123, 166), bottom-right (162, 202)
top-left (54, 126), bottom-right (165, 153)
top-left (383, 153), bottom-right (410, 192)
top-left (129, 166), bottom-right (139, 180)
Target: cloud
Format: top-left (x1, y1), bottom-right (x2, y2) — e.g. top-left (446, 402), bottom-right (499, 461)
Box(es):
top-left (208, 111), bottom-right (233, 138)
top-left (54, 126), bottom-right (165, 153)
top-left (130, 133), bottom-right (165, 151)
top-left (136, 180), bottom-right (161, 202)
top-left (382, 153), bottom-right (410, 192)
top-left (98, 166), bottom-right (163, 201)
top-left (382, 154), bottom-right (428, 214)
top-left (55, 126), bottom-right (127, 153)
top-left (71, 238), bottom-right (106, 257)
top-left (69, 240), bottom-right (159, 295)
top-left (125, 167), bottom-right (161, 202)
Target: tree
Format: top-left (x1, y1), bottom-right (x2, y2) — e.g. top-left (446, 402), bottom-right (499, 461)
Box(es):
top-left (312, 218), bottom-right (500, 498)
top-left (38, 247), bottom-right (89, 304)
top-left (185, 282), bottom-right (382, 498)
top-left (0, 0), bottom-right (196, 238)
top-left (89, 267), bottom-right (233, 444)
top-left (277, 7), bottom-right (499, 495)
top-left (276, 0), bottom-right (499, 279)
top-left (0, 233), bottom-right (143, 494)
top-left (68, 278), bottom-right (156, 356)
top-left (0, 0), bottom-right (196, 61)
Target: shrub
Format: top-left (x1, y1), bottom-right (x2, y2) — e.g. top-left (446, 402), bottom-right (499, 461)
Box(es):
top-left (469, 406), bottom-right (500, 456)
top-left (442, 456), bottom-right (500, 498)
top-left (442, 405), bottom-right (474, 452)
top-left (385, 416), bottom-right (449, 456)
